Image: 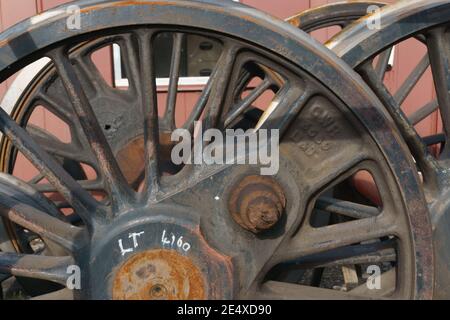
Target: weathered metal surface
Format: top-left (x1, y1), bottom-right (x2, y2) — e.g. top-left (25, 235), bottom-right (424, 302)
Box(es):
top-left (0, 252), bottom-right (73, 285)
top-left (229, 175), bottom-right (285, 234)
top-left (112, 249), bottom-right (206, 300)
top-left (0, 0), bottom-right (434, 300)
top-left (322, 0), bottom-right (450, 299)
top-left (287, 1), bottom-right (386, 32)
top-left (315, 197), bottom-right (379, 220)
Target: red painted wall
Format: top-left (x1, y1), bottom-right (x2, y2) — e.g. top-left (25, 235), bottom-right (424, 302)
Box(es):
top-left (0, 0), bottom-right (438, 144)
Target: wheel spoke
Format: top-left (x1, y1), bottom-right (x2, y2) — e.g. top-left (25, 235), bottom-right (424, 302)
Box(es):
top-left (163, 33), bottom-right (185, 131)
top-left (375, 47), bottom-right (393, 82)
top-left (0, 196), bottom-right (84, 251)
top-left (0, 173), bottom-right (63, 220)
top-left (423, 133), bottom-right (446, 146)
top-left (136, 31), bottom-right (160, 198)
top-left (408, 100), bottom-right (439, 125)
top-left (0, 106), bottom-right (99, 226)
top-left (278, 240), bottom-right (395, 269)
top-left (33, 179), bottom-right (104, 193)
top-left (357, 62), bottom-right (439, 184)
top-left (35, 92), bottom-right (75, 125)
top-left (202, 44), bottom-right (240, 131)
top-left (315, 197), bottom-right (380, 219)
top-left (183, 80), bottom-right (212, 133)
top-left (119, 34), bottom-right (141, 94)
top-left (27, 125), bottom-right (95, 167)
top-left (252, 281), bottom-right (363, 300)
top-left (184, 44), bottom-right (239, 133)
top-left (276, 215), bottom-right (396, 262)
top-left (232, 70), bottom-right (255, 106)
top-left (394, 54), bottom-right (429, 105)
top-left (257, 84), bottom-right (311, 134)
top-left (426, 27), bottom-right (450, 155)
top-left (73, 53), bottom-right (112, 95)
top-left (29, 172), bottom-right (45, 185)
top-left (0, 252), bottom-right (73, 286)
top-left (49, 49), bottom-right (133, 210)
top-left (224, 77), bottom-right (272, 128)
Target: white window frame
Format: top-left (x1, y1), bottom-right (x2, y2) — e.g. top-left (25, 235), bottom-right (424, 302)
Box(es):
top-left (388, 45), bottom-right (396, 69)
top-left (113, 0), bottom-right (240, 89)
top-left (113, 44), bottom-right (210, 88)
top-left (113, 44), bottom-right (130, 88)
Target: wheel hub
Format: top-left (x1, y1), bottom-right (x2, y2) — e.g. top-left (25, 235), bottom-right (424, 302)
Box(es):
top-left (87, 207), bottom-right (234, 300)
top-left (112, 249), bottom-right (205, 300)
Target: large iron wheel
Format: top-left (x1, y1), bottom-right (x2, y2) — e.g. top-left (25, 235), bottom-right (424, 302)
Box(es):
top-left (325, 0), bottom-right (450, 298)
top-left (0, 0), bottom-right (432, 299)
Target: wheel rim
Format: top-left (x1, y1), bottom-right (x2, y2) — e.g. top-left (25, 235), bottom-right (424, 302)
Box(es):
top-left (287, 1), bottom-right (386, 32)
top-left (0, 0), bottom-right (432, 300)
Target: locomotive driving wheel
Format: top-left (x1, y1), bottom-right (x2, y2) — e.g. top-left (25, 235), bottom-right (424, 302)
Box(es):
top-left (0, 0), bottom-right (433, 299)
top-left (323, 0), bottom-right (450, 299)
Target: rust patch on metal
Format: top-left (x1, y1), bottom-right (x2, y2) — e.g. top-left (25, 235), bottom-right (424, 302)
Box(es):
top-left (116, 136), bottom-right (145, 186)
top-left (116, 131), bottom-right (177, 186)
top-left (229, 175), bottom-right (286, 234)
top-left (112, 249), bottom-right (206, 300)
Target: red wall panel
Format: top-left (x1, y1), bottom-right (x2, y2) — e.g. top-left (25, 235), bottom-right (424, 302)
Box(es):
top-left (39, 0), bottom-right (72, 11)
top-left (242, 0), bottom-right (310, 19)
top-left (0, 0), bottom-right (440, 149)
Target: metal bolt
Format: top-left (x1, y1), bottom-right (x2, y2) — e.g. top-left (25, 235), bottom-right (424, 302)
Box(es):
top-left (246, 197), bottom-right (282, 231)
top-left (229, 175), bottom-right (286, 234)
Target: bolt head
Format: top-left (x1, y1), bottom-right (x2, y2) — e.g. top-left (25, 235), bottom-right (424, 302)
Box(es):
top-left (228, 175), bottom-right (286, 234)
top-left (246, 198), bottom-right (282, 233)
